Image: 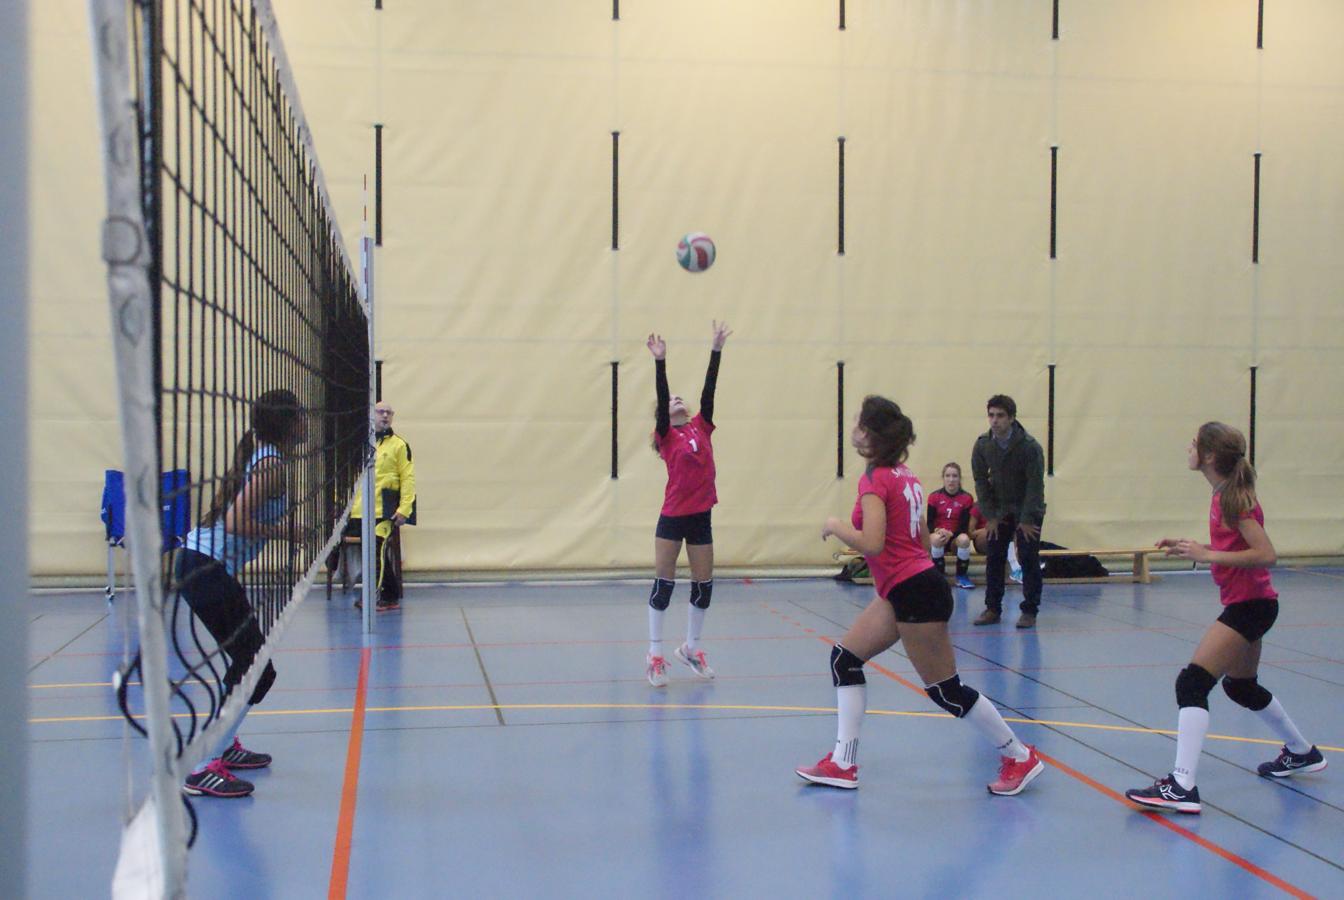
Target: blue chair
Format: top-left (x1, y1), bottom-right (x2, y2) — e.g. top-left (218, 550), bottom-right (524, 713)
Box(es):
top-left (101, 469), bottom-right (191, 603)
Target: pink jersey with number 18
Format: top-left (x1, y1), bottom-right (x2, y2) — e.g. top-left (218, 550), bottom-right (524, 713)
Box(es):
top-left (852, 463), bottom-right (934, 598)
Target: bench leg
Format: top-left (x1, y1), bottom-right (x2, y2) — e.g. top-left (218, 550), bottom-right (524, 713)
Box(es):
top-left (1135, 552), bottom-right (1151, 584)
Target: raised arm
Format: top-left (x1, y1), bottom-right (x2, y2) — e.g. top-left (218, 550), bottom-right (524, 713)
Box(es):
top-left (648, 333), bottom-right (670, 438)
top-left (700, 320), bottom-right (731, 425)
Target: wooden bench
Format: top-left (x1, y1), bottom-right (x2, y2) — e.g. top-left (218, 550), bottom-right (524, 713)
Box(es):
top-left (835, 546), bottom-right (1166, 586)
top-left (1037, 547), bottom-right (1165, 585)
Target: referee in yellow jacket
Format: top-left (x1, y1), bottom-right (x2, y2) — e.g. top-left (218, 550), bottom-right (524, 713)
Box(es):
top-left (349, 400), bottom-right (416, 610)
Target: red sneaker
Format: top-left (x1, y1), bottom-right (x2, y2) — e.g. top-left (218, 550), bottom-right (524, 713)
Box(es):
top-left (988, 745), bottom-right (1044, 796)
top-left (796, 753), bottom-right (859, 789)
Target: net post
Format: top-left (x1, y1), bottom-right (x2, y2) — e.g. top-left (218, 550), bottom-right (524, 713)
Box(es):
top-left (87, 0), bottom-right (188, 892)
top-left (361, 236), bottom-right (377, 633)
top-left (0, 1), bottom-right (28, 894)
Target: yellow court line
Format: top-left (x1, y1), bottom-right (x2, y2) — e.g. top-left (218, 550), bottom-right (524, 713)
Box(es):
top-left (31, 682), bottom-right (118, 689)
top-left (26, 702), bottom-right (1344, 753)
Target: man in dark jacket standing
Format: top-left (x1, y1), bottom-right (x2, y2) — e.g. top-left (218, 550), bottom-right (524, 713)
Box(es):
top-left (970, 395), bottom-right (1046, 628)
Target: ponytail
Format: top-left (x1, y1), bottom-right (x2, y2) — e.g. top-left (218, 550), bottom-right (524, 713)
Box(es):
top-left (203, 429), bottom-right (256, 526)
top-left (1219, 457), bottom-right (1257, 529)
top-left (1195, 421), bottom-right (1257, 527)
top-left (858, 395), bottom-right (916, 468)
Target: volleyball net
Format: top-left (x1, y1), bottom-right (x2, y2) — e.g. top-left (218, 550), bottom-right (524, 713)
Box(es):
top-left (89, 0), bottom-right (371, 894)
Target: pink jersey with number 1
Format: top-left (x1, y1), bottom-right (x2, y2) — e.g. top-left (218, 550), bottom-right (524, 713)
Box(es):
top-left (852, 464), bottom-right (934, 598)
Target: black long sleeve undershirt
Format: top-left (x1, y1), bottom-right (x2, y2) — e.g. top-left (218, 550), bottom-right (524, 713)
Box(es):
top-left (655, 358), bottom-right (670, 438)
top-left (700, 350), bottom-right (721, 425)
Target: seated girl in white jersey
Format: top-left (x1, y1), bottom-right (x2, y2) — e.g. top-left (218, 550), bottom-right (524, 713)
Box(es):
top-left (176, 389), bottom-right (305, 798)
top-left (797, 395), bottom-right (1044, 795)
top-left (644, 321), bottom-right (730, 687)
top-left (1125, 422), bottom-right (1325, 814)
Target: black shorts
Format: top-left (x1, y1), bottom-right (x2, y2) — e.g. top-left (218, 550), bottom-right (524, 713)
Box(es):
top-left (1217, 598), bottom-right (1279, 643)
top-left (655, 510), bottom-right (713, 545)
top-left (883, 566), bottom-right (954, 624)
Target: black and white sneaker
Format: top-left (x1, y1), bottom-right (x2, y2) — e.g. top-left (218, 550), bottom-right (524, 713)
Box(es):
top-left (1125, 775), bottom-right (1201, 814)
top-left (220, 737), bottom-right (272, 770)
top-left (1258, 745), bottom-right (1327, 778)
top-left (183, 759), bottom-right (255, 798)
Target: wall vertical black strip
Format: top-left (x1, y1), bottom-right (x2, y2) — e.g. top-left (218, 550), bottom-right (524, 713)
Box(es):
top-left (1047, 364), bottom-right (1056, 476)
top-left (836, 362), bottom-right (845, 478)
top-left (610, 362), bottom-right (620, 478)
top-left (375, 0), bottom-right (382, 9)
top-left (374, 123), bottom-right (383, 246)
top-left (611, 132), bottom-right (620, 251)
top-left (375, 359), bottom-right (383, 402)
top-left (1252, 152), bottom-right (1261, 263)
top-left (837, 137), bottom-right (846, 255)
top-left (1257, 0), bottom-right (1264, 48)
top-left (839, 0), bottom-right (846, 30)
top-left (1249, 366), bottom-right (1258, 466)
top-left (613, 1), bottom-right (619, 21)
top-left (1049, 146), bottom-right (1058, 259)
top-left (1052, 0), bottom-right (1060, 40)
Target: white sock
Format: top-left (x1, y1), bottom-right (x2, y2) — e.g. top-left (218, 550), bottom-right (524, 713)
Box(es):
top-left (957, 546), bottom-right (970, 561)
top-left (686, 605), bottom-right (706, 651)
top-left (1255, 698), bottom-right (1312, 755)
top-left (931, 546), bottom-right (945, 560)
top-left (965, 695), bottom-right (1029, 761)
top-left (1007, 541), bottom-right (1021, 570)
top-left (1172, 707), bottom-right (1209, 790)
top-left (648, 607), bottom-right (665, 658)
top-left (832, 684), bottom-right (866, 768)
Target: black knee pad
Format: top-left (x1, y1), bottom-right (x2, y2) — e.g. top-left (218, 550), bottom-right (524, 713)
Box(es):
top-left (689, 580), bottom-right (713, 610)
top-left (648, 578), bottom-right (674, 611)
top-left (1222, 676), bottom-right (1272, 711)
top-left (248, 661), bottom-right (277, 705)
top-left (1174, 664), bottom-right (1217, 709)
top-left (830, 644), bottom-right (866, 687)
top-left (925, 674), bottom-right (980, 718)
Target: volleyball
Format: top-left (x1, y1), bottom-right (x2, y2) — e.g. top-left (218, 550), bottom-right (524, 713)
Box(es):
top-left (676, 232), bottom-right (716, 273)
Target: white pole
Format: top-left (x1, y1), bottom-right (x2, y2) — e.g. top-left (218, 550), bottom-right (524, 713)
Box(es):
top-left (361, 236), bottom-right (376, 633)
top-left (88, 0), bottom-right (189, 891)
top-left (0, 2), bottom-right (29, 894)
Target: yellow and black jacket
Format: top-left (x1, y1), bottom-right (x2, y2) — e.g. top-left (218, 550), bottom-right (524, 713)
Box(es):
top-left (352, 429), bottom-right (416, 539)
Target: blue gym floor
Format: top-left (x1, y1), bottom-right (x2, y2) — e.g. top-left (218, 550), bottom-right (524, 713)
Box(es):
top-left (27, 569), bottom-right (1344, 898)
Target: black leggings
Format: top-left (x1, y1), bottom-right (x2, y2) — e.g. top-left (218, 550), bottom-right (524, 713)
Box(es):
top-left (175, 549), bottom-right (276, 705)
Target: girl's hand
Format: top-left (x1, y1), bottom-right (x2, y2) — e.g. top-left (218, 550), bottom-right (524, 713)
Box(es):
top-left (1165, 539), bottom-right (1209, 562)
top-left (646, 333), bottom-right (666, 360)
top-left (1155, 537), bottom-right (1180, 549)
top-left (711, 320), bottom-right (732, 351)
top-left (821, 516), bottom-right (842, 541)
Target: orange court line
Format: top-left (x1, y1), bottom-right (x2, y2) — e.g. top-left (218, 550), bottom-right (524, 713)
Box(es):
top-left (327, 646), bottom-right (371, 900)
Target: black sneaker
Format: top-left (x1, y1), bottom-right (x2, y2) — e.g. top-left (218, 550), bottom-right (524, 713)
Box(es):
top-left (1125, 775), bottom-right (1201, 814)
top-left (1258, 745), bottom-right (1327, 778)
top-left (220, 737), bottom-right (271, 770)
top-left (183, 759), bottom-right (254, 798)
top-left (376, 598), bottom-right (400, 612)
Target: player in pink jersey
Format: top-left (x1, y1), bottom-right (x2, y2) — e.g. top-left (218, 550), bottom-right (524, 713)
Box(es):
top-left (643, 321), bottom-right (731, 687)
top-left (927, 462), bottom-right (976, 589)
top-left (1125, 422), bottom-right (1325, 814)
top-left (796, 395), bottom-right (1043, 795)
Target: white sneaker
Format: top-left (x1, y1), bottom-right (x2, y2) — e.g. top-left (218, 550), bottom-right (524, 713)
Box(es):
top-left (674, 643), bottom-right (716, 680)
top-left (646, 653), bottom-right (669, 687)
